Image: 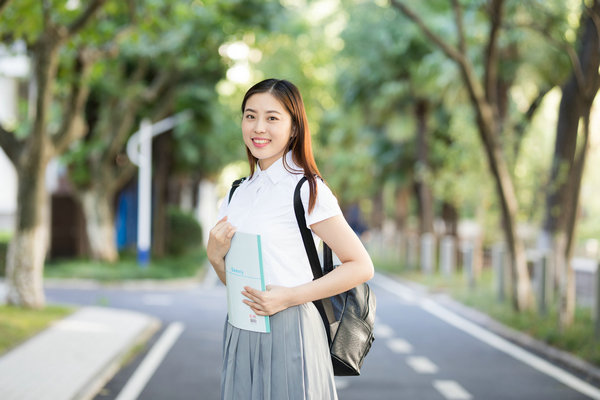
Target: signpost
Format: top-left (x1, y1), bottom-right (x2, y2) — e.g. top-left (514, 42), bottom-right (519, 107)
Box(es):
top-left (126, 111), bottom-right (191, 266)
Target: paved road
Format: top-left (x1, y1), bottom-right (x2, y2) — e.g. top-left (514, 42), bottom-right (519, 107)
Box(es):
top-left (45, 273), bottom-right (600, 400)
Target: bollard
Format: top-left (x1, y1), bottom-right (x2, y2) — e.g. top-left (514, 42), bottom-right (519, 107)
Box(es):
top-left (440, 236), bottom-right (456, 277)
top-left (420, 233), bottom-right (435, 274)
top-left (462, 241), bottom-right (475, 289)
top-left (595, 261), bottom-right (600, 341)
top-left (492, 243), bottom-right (505, 302)
top-left (406, 234), bottom-right (418, 270)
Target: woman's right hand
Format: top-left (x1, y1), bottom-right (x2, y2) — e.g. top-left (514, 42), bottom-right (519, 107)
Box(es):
top-left (206, 217), bottom-right (236, 282)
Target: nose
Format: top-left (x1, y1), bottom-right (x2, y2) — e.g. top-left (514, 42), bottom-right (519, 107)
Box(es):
top-left (254, 118), bottom-right (266, 133)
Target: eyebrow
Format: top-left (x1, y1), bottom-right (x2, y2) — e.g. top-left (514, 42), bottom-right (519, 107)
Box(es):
top-left (244, 108), bottom-right (282, 115)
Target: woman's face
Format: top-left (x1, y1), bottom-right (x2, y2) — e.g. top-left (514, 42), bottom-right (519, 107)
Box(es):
top-left (242, 92), bottom-right (293, 170)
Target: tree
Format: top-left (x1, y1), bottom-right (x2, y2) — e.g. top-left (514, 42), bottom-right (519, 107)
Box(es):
top-left (542, 0), bottom-right (600, 328)
top-left (0, 0), bottom-right (128, 307)
top-left (390, 0), bottom-right (537, 310)
top-left (333, 1), bottom-right (481, 239)
top-left (63, 0), bottom-right (284, 261)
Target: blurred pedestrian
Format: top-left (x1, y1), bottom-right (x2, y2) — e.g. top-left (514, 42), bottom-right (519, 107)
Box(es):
top-left (207, 79), bottom-right (374, 400)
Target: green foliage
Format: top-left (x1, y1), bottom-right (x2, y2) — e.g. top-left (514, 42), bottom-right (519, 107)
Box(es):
top-left (166, 207), bottom-right (203, 256)
top-left (0, 1), bottom-right (43, 43)
top-left (45, 248), bottom-right (206, 280)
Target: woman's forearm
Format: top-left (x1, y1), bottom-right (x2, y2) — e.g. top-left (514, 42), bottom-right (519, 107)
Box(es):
top-left (209, 257), bottom-right (227, 285)
top-left (287, 258), bottom-right (373, 307)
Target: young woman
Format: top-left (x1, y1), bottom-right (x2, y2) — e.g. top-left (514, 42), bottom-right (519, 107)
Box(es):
top-left (207, 78), bottom-right (374, 400)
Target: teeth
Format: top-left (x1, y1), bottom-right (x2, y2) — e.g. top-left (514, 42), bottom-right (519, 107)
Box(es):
top-left (253, 139), bottom-right (270, 144)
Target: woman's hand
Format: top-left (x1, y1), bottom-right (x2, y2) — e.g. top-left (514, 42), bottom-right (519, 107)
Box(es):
top-left (242, 285), bottom-right (292, 316)
top-left (207, 216), bottom-right (236, 284)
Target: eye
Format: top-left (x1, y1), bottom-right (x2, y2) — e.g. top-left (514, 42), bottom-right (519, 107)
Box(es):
top-left (244, 114), bottom-right (255, 119)
top-left (268, 116), bottom-right (278, 121)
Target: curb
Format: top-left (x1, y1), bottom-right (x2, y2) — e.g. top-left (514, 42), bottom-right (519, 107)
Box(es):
top-left (43, 276), bottom-right (203, 291)
top-left (76, 312), bottom-right (161, 400)
top-left (395, 276), bottom-right (600, 385)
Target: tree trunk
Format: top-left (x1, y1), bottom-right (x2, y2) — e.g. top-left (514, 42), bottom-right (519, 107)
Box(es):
top-left (441, 202), bottom-right (458, 236)
top-left (152, 133), bottom-right (173, 258)
top-left (394, 184), bottom-right (410, 233)
top-left (391, 0), bottom-right (535, 311)
top-left (371, 188), bottom-right (385, 230)
top-left (541, 1), bottom-right (600, 328)
top-left (2, 0), bottom-right (108, 308)
top-left (414, 99), bottom-right (434, 235)
top-left (79, 188), bottom-right (118, 262)
top-left (480, 110), bottom-right (532, 311)
top-left (6, 165), bottom-right (49, 308)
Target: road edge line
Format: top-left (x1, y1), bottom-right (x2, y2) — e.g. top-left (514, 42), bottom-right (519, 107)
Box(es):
top-left (115, 322), bottom-right (185, 400)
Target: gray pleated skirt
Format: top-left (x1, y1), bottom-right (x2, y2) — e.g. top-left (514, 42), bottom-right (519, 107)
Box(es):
top-left (221, 302), bottom-right (338, 400)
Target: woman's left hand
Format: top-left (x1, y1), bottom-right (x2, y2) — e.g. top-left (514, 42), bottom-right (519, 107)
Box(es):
top-left (242, 285), bottom-right (292, 316)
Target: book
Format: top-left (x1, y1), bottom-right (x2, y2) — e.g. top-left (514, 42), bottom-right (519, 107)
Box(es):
top-left (225, 231), bottom-right (270, 333)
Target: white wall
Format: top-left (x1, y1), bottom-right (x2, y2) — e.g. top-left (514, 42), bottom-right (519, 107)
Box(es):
top-left (0, 147), bottom-right (17, 231)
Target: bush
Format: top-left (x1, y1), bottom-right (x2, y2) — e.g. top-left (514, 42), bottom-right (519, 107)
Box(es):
top-left (166, 207), bottom-right (203, 256)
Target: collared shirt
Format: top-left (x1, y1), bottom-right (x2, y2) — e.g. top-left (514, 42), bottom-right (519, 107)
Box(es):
top-left (218, 152), bottom-right (342, 287)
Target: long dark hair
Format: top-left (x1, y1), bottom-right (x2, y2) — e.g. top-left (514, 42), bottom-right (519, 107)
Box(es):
top-left (241, 79), bottom-right (321, 213)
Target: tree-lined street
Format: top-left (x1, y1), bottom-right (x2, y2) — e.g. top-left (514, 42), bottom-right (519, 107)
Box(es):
top-left (2, 1), bottom-right (600, 398)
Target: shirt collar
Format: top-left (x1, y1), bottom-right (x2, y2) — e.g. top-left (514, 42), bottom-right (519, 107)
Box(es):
top-left (250, 152), bottom-right (302, 184)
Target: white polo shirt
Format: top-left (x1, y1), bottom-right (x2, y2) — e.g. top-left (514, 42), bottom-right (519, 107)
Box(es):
top-left (217, 152), bottom-right (342, 288)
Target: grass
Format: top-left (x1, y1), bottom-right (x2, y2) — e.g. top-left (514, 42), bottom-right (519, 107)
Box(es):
top-left (0, 304), bottom-right (74, 356)
top-left (44, 248), bottom-right (207, 281)
top-left (373, 256), bottom-right (600, 367)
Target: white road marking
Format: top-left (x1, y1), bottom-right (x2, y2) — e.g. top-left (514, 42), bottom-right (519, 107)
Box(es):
top-left (420, 298), bottom-right (600, 400)
top-left (386, 338), bottom-right (413, 354)
top-left (371, 274), bottom-right (417, 303)
top-left (141, 294), bottom-right (173, 306)
top-left (434, 380), bottom-right (473, 399)
top-left (406, 356), bottom-right (438, 374)
top-left (115, 322), bottom-right (185, 400)
top-left (375, 273), bottom-right (600, 400)
top-left (375, 323), bottom-right (395, 338)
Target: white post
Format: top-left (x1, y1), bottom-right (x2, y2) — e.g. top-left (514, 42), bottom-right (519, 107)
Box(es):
top-left (492, 242), bottom-right (505, 302)
top-left (137, 119), bottom-right (152, 266)
top-left (462, 241), bottom-right (475, 288)
top-left (595, 261), bottom-right (600, 341)
top-left (420, 232), bottom-right (435, 274)
top-left (440, 235), bottom-right (456, 277)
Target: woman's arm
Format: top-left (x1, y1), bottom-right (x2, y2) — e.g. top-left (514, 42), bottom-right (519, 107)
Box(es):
top-left (242, 214), bottom-right (374, 316)
top-left (206, 216), bottom-right (237, 285)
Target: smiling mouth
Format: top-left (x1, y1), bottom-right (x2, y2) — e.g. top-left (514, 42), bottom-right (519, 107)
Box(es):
top-left (252, 138), bottom-right (271, 146)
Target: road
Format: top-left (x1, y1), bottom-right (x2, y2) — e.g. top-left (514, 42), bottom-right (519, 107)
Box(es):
top-left (45, 273), bottom-right (600, 400)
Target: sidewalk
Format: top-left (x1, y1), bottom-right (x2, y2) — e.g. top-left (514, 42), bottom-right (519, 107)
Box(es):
top-left (0, 302), bottom-right (160, 400)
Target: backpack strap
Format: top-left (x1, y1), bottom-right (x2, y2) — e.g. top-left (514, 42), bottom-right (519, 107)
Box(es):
top-left (228, 177), bottom-right (246, 204)
top-left (293, 177), bottom-right (336, 343)
top-left (293, 177), bottom-right (324, 279)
